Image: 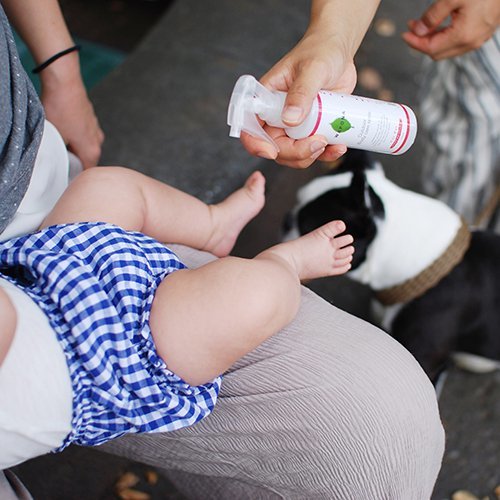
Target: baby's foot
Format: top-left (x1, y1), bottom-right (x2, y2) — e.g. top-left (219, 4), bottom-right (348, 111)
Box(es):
top-left (263, 220), bottom-right (354, 281)
top-left (204, 171), bottom-right (266, 257)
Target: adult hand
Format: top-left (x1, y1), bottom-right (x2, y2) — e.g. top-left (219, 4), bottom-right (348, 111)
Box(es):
top-left (40, 68), bottom-right (104, 169)
top-left (241, 33), bottom-right (356, 169)
top-left (240, 0), bottom-right (379, 169)
top-left (402, 0), bottom-right (500, 60)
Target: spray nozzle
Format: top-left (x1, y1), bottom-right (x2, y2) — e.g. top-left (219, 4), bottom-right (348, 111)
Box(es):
top-left (227, 75), bottom-right (284, 151)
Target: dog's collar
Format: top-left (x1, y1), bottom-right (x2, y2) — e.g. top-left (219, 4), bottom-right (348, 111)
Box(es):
top-left (375, 219), bottom-right (471, 305)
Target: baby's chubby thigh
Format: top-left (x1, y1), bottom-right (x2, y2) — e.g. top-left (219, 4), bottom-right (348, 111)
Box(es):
top-left (149, 254), bottom-right (301, 388)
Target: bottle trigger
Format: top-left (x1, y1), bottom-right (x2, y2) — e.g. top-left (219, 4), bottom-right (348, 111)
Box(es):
top-left (227, 75), bottom-right (280, 151)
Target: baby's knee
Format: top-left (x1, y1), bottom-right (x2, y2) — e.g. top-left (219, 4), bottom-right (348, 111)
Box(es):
top-left (76, 165), bottom-right (136, 185)
top-left (72, 166), bottom-right (149, 204)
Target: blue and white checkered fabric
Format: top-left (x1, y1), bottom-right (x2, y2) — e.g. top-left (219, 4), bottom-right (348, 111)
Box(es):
top-left (0, 222), bottom-right (221, 450)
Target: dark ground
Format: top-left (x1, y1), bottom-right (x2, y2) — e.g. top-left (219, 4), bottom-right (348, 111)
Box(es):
top-left (58, 0), bottom-right (172, 52)
top-left (10, 1), bottom-right (500, 499)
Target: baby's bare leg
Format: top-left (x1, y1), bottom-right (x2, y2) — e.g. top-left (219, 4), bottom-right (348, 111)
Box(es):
top-left (150, 255), bottom-right (301, 387)
top-left (41, 167), bottom-right (265, 256)
top-left (150, 221), bottom-right (354, 386)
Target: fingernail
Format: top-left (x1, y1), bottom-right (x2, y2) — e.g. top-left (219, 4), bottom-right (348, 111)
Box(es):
top-left (282, 106), bottom-right (303, 125)
top-left (413, 20), bottom-right (429, 36)
top-left (310, 140), bottom-right (327, 156)
top-left (337, 145), bottom-right (347, 155)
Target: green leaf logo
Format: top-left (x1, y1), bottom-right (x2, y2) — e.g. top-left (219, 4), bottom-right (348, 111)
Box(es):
top-left (331, 117), bottom-right (352, 133)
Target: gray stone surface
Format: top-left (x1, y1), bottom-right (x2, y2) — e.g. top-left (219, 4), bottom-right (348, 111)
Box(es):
top-left (91, 0), bottom-right (310, 204)
top-left (12, 0), bottom-right (500, 498)
top-left (433, 368), bottom-right (500, 499)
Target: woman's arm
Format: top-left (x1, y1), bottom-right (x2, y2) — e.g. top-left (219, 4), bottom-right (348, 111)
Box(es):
top-left (2, 0), bottom-right (104, 168)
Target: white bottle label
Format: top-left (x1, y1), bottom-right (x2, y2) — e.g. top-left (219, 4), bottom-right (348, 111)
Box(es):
top-left (286, 91), bottom-right (417, 155)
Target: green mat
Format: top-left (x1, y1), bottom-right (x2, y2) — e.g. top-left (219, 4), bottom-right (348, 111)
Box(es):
top-left (14, 32), bottom-right (126, 93)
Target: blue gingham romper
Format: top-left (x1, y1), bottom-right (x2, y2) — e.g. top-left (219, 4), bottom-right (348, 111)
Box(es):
top-left (0, 222), bottom-right (221, 451)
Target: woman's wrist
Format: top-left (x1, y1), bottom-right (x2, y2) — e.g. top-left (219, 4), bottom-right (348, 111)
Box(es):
top-left (32, 45), bottom-right (81, 74)
top-left (37, 49), bottom-right (84, 90)
top-left (308, 0), bottom-right (380, 57)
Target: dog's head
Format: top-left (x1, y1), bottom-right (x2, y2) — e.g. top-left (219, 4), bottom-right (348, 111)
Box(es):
top-left (283, 150), bottom-right (385, 270)
top-left (285, 148), bottom-right (468, 296)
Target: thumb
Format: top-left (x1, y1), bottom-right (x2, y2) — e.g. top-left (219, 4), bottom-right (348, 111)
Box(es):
top-left (411, 0), bottom-right (457, 35)
top-left (281, 67), bottom-right (325, 126)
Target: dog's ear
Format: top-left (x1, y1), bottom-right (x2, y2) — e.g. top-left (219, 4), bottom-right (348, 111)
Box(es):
top-left (350, 170), bottom-right (368, 207)
top-left (334, 148), bottom-right (374, 175)
top-left (368, 186), bottom-right (385, 219)
top-left (350, 171), bottom-right (385, 220)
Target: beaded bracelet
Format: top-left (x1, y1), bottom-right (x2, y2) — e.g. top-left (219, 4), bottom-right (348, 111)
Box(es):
top-left (32, 45), bottom-right (81, 74)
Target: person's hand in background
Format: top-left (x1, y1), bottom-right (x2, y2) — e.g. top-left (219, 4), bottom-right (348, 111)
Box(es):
top-left (402, 0), bottom-right (500, 60)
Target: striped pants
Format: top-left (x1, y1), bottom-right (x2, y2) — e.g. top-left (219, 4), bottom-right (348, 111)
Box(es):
top-left (419, 30), bottom-right (500, 231)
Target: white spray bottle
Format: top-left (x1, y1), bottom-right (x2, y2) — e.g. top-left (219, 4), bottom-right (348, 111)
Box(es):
top-left (227, 75), bottom-right (417, 155)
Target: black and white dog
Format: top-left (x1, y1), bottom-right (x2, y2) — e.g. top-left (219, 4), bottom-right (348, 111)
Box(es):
top-left (284, 150), bottom-right (500, 382)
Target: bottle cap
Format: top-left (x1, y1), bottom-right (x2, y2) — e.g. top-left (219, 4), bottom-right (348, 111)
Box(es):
top-left (227, 75), bottom-right (281, 150)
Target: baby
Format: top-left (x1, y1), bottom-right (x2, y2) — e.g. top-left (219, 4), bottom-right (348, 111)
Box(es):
top-left (0, 166), bottom-right (353, 467)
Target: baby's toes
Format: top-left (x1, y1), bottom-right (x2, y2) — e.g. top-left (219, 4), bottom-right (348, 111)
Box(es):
top-left (318, 220), bottom-right (346, 240)
top-left (332, 262), bottom-right (352, 275)
top-left (333, 254), bottom-right (353, 268)
top-left (335, 245), bottom-right (354, 260)
top-left (333, 234), bottom-right (354, 249)
top-left (246, 171), bottom-right (266, 194)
